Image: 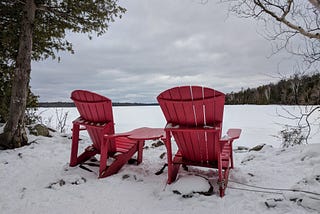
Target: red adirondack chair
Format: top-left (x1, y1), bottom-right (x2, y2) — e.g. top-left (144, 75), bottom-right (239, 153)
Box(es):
top-left (70, 90), bottom-right (145, 178)
top-left (157, 86), bottom-right (241, 197)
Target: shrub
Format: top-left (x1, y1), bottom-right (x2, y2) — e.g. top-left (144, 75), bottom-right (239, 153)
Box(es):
top-left (280, 125), bottom-right (306, 148)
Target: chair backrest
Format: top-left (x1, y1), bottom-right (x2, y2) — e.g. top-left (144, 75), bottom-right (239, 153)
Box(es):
top-left (71, 90), bottom-right (114, 123)
top-left (157, 86), bottom-right (225, 162)
top-left (71, 90), bottom-right (115, 151)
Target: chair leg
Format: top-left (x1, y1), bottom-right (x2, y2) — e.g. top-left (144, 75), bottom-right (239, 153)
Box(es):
top-left (99, 141), bottom-right (138, 178)
top-left (164, 133), bottom-right (175, 184)
top-left (229, 141), bottom-right (234, 169)
top-left (171, 162), bottom-right (181, 183)
top-left (137, 140), bottom-right (144, 164)
top-left (219, 184), bottom-right (225, 197)
top-left (218, 156), bottom-right (225, 197)
top-left (99, 137), bottom-right (109, 178)
top-left (220, 167), bottom-right (230, 197)
top-left (70, 123), bottom-right (80, 167)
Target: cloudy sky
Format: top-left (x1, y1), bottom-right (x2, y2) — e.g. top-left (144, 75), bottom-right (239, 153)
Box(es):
top-left (31, 0), bottom-right (297, 103)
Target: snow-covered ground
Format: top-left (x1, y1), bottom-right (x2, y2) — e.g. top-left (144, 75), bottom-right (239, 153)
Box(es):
top-left (0, 105), bottom-right (319, 213)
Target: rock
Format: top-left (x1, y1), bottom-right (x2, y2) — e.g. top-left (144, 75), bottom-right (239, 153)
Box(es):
top-left (249, 144), bottom-right (266, 152)
top-left (265, 200), bottom-right (277, 208)
top-left (265, 198), bottom-right (283, 208)
top-left (234, 146), bottom-right (249, 153)
top-left (30, 124), bottom-right (50, 137)
top-left (237, 146), bottom-right (249, 151)
top-left (151, 140), bottom-right (164, 148)
top-left (159, 152), bottom-right (166, 159)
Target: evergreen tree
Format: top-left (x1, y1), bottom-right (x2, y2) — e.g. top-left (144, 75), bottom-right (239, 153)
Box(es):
top-left (0, 0), bottom-right (125, 148)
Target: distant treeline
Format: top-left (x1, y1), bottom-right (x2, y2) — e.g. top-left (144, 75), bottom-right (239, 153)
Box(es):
top-left (38, 73), bottom-right (319, 107)
top-left (226, 73), bottom-right (320, 105)
top-left (38, 102), bottom-right (158, 108)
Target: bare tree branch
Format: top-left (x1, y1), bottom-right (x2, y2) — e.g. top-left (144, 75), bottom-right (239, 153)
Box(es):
top-left (223, 0), bottom-right (320, 66)
top-left (309, 0), bottom-right (320, 10)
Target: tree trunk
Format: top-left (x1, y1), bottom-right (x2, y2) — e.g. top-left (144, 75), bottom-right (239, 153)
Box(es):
top-left (309, 0), bottom-right (320, 9)
top-left (0, 0), bottom-right (36, 149)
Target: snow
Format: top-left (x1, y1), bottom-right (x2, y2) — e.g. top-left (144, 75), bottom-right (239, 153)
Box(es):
top-left (0, 105), bottom-right (320, 214)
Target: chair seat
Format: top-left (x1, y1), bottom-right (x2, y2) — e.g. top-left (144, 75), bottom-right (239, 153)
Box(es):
top-left (173, 150), bottom-right (230, 169)
top-left (115, 137), bottom-right (139, 153)
top-left (73, 116), bottom-right (109, 128)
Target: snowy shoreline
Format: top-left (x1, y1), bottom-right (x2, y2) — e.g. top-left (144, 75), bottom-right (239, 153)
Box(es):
top-left (1, 105), bottom-right (319, 213)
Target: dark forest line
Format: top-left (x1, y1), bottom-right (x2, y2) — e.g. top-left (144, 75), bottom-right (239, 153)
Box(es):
top-left (225, 73), bottom-right (320, 105)
top-left (38, 73), bottom-right (320, 107)
top-left (38, 102), bottom-right (158, 108)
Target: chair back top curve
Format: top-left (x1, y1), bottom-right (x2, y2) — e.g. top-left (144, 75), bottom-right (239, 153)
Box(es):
top-left (71, 90), bottom-right (114, 123)
top-left (157, 86), bottom-right (225, 128)
top-left (157, 86), bottom-right (226, 162)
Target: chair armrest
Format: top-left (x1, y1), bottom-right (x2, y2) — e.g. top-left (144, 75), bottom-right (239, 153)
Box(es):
top-left (219, 129), bottom-right (241, 144)
top-left (227, 129), bottom-right (241, 140)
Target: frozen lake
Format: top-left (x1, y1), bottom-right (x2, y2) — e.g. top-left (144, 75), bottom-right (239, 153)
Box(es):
top-left (1, 105), bottom-right (318, 214)
top-left (37, 105), bottom-right (320, 148)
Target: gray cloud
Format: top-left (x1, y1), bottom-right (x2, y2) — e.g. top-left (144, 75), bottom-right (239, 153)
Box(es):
top-left (31, 0), bottom-right (299, 103)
